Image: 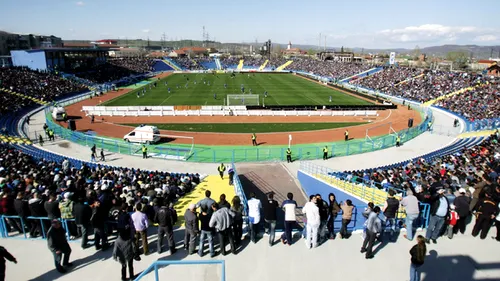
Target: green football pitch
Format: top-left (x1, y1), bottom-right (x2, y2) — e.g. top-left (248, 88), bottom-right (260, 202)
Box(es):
top-left (103, 73), bottom-right (373, 106)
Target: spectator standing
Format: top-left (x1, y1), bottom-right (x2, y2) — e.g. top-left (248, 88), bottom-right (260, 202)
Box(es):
top-left (281, 192), bottom-right (297, 245)
top-left (302, 195), bottom-right (320, 249)
top-left (112, 230), bottom-right (135, 281)
top-left (230, 196), bottom-right (244, 247)
top-left (360, 206), bottom-right (382, 259)
top-left (247, 193), bottom-right (262, 243)
top-left (59, 193), bottom-right (76, 239)
top-left (91, 200), bottom-right (109, 251)
top-left (184, 204), bottom-right (199, 255)
top-left (401, 189), bottom-right (420, 241)
top-left (209, 203), bottom-right (236, 255)
top-left (447, 205), bottom-right (459, 239)
top-left (73, 197), bottom-right (92, 249)
top-left (362, 202), bottom-right (375, 240)
top-left (453, 188), bottom-right (471, 234)
top-left (228, 167), bottom-right (235, 186)
top-left (0, 246), bottom-right (16, 281)
top-left (425, 188), bottom-right (450, 244)
top-left (471, 192), bottom-right (497, 239)
top-left (493, 202), bottom-right (500, 242)
top-left (131, 203), bottom-right (149, 256)
top-left (44, 193), bottom-right (61, 220)
top-left (316, 194), bottom-right (329, 243)
top-left (263, 193), bottom-right (279, 246)
top-left (383, 189), bottom-right (399, 242)
top-left (154, 202), bottom-right (177, 254)
top-left (218, 194), bottom-right (231, 209)
top-left (29, 192), bottom-right (47, 238)
top-left (47, 219), bottom-right (72, 273)
top-left (340, 200), bottom-right (354, 239)
top-left (198, 208), bottom-right (215, 257)
top-left (409, 235), bottom-right (427, 281)
top-left (327, 193), bottom-right (341, 239)
top-left (196, 190), bottom-right (216, 215)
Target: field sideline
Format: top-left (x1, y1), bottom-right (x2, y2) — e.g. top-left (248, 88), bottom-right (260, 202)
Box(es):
top-left (120, 122), bottom-right (367, 133)
top-left (103, 73), bottom-right (373, 106)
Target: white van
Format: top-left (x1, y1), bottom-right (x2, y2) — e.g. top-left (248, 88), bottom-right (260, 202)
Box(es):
top-left (123, 125), bottom-right (161, 144)
top-left (52, 107), bottom-right (67, 121)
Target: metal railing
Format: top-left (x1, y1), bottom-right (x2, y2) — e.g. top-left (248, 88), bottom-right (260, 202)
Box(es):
top-left (134, 260), bottom-right (225, 281)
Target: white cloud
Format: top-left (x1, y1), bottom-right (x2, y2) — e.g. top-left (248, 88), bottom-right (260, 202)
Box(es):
top-left (76, 1), bottom-right (84, 6)
top-left (142, 29), bottom-right (150, 33)
top-left (377, 24), bottom-right (479, 43)
top-left (474, 35), bottom-right (498, 42)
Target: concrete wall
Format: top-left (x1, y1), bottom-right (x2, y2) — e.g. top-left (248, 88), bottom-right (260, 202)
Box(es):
top-left (297, 170), bottom-right (366, 231)
top-left (11, 50), bottom-right (47, 71)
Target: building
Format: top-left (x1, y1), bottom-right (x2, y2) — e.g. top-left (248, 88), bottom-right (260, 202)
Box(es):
top-left (282, 42), bottom-right (307, 56)
top-left (168, 47), bottom-right (216, 58)
top-left (0, 30), bottom-right (62, 56)
top-left (317, 49), bottom-right (356, 62)
top-left (487, 63), bottom-right (500, 77)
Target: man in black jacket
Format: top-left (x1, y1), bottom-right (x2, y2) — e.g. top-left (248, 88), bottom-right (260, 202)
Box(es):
top-left (315, 194), bottom-right (329, 243)
top-left (263, 192), bottom-right (279, 246)
top-left (425, 188), bottom-right (450, 244)
top-left (90, 200), bottom-right (108, 251)
top-left (154, 202), bottom-right (177, 254)
top-left (73, 198), bottom-right (92, 249)
top-left (47, 219), bottom-right (72, 273)
top-left (44, 193), bottom-right (61, 220)
top-left (28, 192), bottom-right (47, 238)
top-left (471, 192), bottom-right (498, 239)
top-left (0, 246), bottom-right (17, 281)
top-left (14, 192), bottom-right (30, 235)
top-left (453, 188), bottom-right (471, 234)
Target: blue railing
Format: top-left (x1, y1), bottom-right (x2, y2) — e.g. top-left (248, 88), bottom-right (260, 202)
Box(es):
top-left (134, 260), bottom-right (225, 281)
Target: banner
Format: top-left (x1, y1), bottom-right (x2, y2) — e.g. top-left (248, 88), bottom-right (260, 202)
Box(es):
top-left (389, 52), bottom-right (396, 65)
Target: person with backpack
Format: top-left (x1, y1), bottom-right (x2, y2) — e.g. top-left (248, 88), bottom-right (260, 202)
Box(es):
top-left (154, 201), bottom-right (177, 254)
top-left (409, 235), bottom-right (427, 281)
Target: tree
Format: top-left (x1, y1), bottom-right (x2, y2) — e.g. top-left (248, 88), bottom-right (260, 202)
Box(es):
top-left (272, 44), bottom-right (283, 58)
top-left (307, 48), bottom-right (317, 56)
top-left (413, 45), bottom-right (421, 60)
top-left (446, 51), bottom-right (468, 69)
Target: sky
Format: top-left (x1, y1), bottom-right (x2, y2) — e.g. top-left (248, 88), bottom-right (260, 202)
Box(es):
top-left (1, 0), bottom-right (499, 49)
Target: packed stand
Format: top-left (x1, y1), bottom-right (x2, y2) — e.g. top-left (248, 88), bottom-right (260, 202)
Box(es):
top-left (434, 81), bottom-right (500, 121)
top-left (351, 66), bottom-right (423, 91)
top-left (384, 71), bottom-right (481, 103)
top-left (171, 57), bottom-right (206, 70)
top-left (0, 67), bottom-right (87, 105)
top-left (72, 63), bottom-right (147, 84)
top-left (108, 58), bottom-right (155, 74)
top-left (289, 58), bottom-right (373, 80)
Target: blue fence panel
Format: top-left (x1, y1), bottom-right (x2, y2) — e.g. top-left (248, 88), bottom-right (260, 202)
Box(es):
top-left (134, 260), bottom-right (225, 281)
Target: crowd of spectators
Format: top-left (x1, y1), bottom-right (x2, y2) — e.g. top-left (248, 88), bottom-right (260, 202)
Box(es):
top-left (108, 58), bottom-right (155, 74)
top-left (289, 58), bottom-right (373, 80)
top-left (171, 57), bottom-right (206, 70)
top-left (351, 66), bottom-right (422, 91)
top-left (434, 81), bottom-right (500, 121)
top-left (0, 143), bottom-right (201, 240)
top-left (380, 70), bottom-right (481, 103)
top-left (0, 67), bottom-right (88, 112)
top-left (345, 131), bottom-right (500, 199)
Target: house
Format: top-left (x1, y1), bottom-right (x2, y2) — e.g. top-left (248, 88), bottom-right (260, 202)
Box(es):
top-left (168, 47), bottom-right (215, 57)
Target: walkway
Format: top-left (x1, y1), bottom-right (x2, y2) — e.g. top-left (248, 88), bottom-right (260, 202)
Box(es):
top-left (3, 229), bottom-right (499, 281)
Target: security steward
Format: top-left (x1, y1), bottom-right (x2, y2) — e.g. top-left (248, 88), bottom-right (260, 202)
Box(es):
top-left (252, 133), bottom-right (257, 146)
top-left (286, 148), bottom-right (292, 163)
top-left (48, 129), bottom-right (55, 141)
top-left (323, 146), bottom-right (328, 160)
top-left (344, 130), bottom-right (349, 141)
top-left (427, 121), bottom-right (432, 131)
top-left (396, 135), bottom-right (401, 147)
top-left (218, 163), bottom-right (226, 179)
top-left (142, 144), bottom-right (148, 159)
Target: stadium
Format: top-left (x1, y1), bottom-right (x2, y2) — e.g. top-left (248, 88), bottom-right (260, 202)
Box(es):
top-left (1, 3), bottom-right (500, 281)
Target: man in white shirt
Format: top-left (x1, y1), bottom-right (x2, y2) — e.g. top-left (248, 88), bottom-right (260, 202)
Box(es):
top-left (247, 193), bottom-right (262, 244)
top-left (302, 195), bottom-right (320, 249)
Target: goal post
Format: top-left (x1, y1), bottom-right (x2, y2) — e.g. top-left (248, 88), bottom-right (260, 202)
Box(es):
top-left (227, 94), bottom-right (260, 106)
top-left (365, 122), bottom-right (398, 143)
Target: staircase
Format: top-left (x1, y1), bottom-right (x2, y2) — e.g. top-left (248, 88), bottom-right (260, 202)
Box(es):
top-left (162, 57), bottom-right (183, 71)
top-left (215, 58), bottom-right (222, 70)
top-left (394, 73), bottom-right (424, 87)
top-left (258, 59), bottom-right (269, 71)
top-left (237, 59), bottom-right (244, 70)
top-left (423, 85), bottom-right (478, 106)
top-left (0, 134), bottom-right (32, 145)
top-left (0, 88), bottom-right (48, 105)
top-left (340, 67), bottom-right (384, 83)
top-left (275, 60), bottom-right (293, 71)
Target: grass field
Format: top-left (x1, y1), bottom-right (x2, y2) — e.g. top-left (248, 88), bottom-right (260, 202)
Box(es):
top-left (104, 73), bottom-right (373, 106)
top-left (121, 122), bottom-right (366, 133)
